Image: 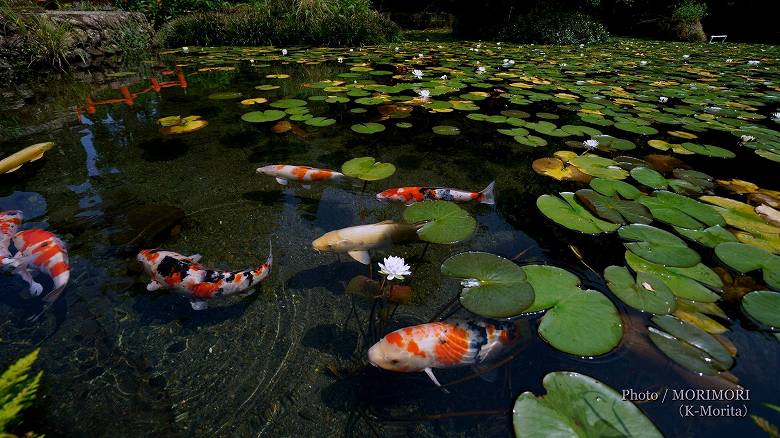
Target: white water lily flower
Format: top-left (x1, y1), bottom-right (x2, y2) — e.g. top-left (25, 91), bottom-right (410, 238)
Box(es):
top-left (412, 69), bottom-right (423, 79)
top-left (182, 46), bottom-right (189, 53)
top-left (772, 112), bottom-right (780, 121)
top-left (583, 139), bottom-right (600, 150)
top-left (416, 88), bottom-right (431, 99)
top-left (559, 63), bottom-right (567, 67)
top-left (741, 135), bottom-right (756, 143)
top-left (502, 59), bottom-right (515, 67)
top-left (349, 48), bottom-right (354, 52)
top-left (726, 58), bottom-right (734, 63)
top-left (281, 49), bottom-right (288, 55)
top-left (249, 59), bottom-right (255, 63)
top-left (576, 80), bottom-right (586, 85)
top-left (659, 96), bottom-right (669, 103)
top-left (395, 47), bottom-right (399, 51)
top-left (440, 74), bottom-right (448, 80)
top-left (337, 56), bottom-right (344, 63)
top-left (378, 256), bottom-right (411, 281)
top-left (747, 60), bottom-right (760, 65)
top-left (640, 60), bottom-right (648, 66)
top-left (476, 66), bottom-right (486, 74)
top-left (418, 53), bottom-right (424, 58)
top-left (425, 38), bottom-right (430, 42)
top-left (682, 54), bottom-right (690, 60)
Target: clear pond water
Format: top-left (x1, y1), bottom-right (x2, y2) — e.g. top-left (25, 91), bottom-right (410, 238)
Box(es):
top-left (1, 39), bottom-right (780, 437)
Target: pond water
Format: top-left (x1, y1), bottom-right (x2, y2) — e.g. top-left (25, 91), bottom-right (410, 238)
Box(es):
top-left (1, 39), bottom-right (780, 437)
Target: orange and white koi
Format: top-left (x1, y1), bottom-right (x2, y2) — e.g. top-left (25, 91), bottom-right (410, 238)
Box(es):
top-left (3, 229), bottom-right (70, 302)
top-left (368, 320), bottom-right (522, 386)
top-left (256, 164), bottom-right (345, 188)
top-left (137, 243), bottom-right (272, 310)
top-left (376, 181), bottom-right (495, 205)
top-left (0, 210), bottom-right (23, 260)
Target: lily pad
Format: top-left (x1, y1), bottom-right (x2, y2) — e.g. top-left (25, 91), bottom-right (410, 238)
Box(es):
top-left (742, 290), bottom-right (780, 328)
top-left (532, 158), bottom-right (591, 183)
top-left (647, 327), bottom-right (721, 375)
top-left (241, 110), bottom-right (286, 123)
top-left (604, 266), bottom-right (676, 314)
top-left (576, 189), bottom-right (652, 225)
top-left (680, 142), bottom-right (736, 158)
top-left (351, 123), bottom-right (386, 134)
top-left (432, 125), bottom-right (461, 135)
top-left (638, 191), bottom-right (725, 229)
top-left (625, 251), bottom-right (721, 302)
top-left (208, 91), bottom-right (242, 100)
top-left (651, 315), bottom-right (734, 371)
top-left (618, 224), bottom-right (700, 267)
top-left (159, 115), bottom-right (208, 134)
top-left (304, 117), bottom-right (336, 127)
top-left (513, 372), bottom-right (663, 438)
top-left (521, 265), bottom-right (622, 356)
top-left (403, 201), bottom-right (476, 244)
top-left (537, 193), bottom-right (620, 234)
top-left (440, 252), bottom-right (534, 318)
top-left (673, 225), bottom-right (737, 248)
top-left (341, 157), bottom-right (395, 181)
top-left (589, 178), bottom-right (641, 200)
top-left (269, 98), bottom-right (307, 109)
top-left (567, 155), bottom-right (629, 180)
top-left (714, 242), bottom-right (780, 290)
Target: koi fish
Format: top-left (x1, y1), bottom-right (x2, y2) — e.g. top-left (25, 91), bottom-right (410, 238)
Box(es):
top-left (4, 229), bottom-right (70, 302)
top-left (0, 210), bottom-right (23, 260)
top-left (256, 164), bottom-right (345, 189)
top-left (312, 220), bottom-right (421, 264)
top-left (0, 142), bottom-right (54, 174)
top-left (137, 243), bottom-right (272, 310)
top-left (376, 181), bottom-right (495, 205)
top-left (368, 320), bottom-right (522, 386)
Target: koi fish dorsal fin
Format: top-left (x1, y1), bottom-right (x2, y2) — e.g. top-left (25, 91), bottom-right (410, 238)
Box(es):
top-left (348, 250), bottom-right (371, 265)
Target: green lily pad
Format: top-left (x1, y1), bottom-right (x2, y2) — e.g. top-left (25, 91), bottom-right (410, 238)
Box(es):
top-left (604, 266), bottom-right (676, 314)
top-left (341, 157), bottom-right (395, 181)
top-left (568, 155), bottom-right (629, 180)
top-left (714, 242), bottom-right (780, 290)
top-left (520, 265), bottom-right (622, 356)
top-left (591, 135), bottom-right (637, 151)
top-left (351, 123), bottom-right (386, 134)
top-left (630, 167), bottom-right (700, 194)
top-left (742, 290), bottom-right (780, 328)
top-left (625, 251), bottom-right (721, 302)
top-left (537, 193), bottom-right (620, 234)
top-left (638, 191), bottom-right (725, 230)
top-left (440, 252), bottom-right (534, 318)
top-left (618, 224), bottom-right (700, 268)
top-left (513, 372), bottom-right (663, 438)
top-left (355, 97), bottom-right (387, 105)
top-left (680, 142), bottom-right (736, 158)
top-left (576, 189), bottom-right (652, 225)
top-left (651, 315), bottom-right (733, 371)
top-left (673, 225), bottom-right (737, 248)
top-left (269, 98), bottom-right (307, 109)
top-left (514, 135), bottom-right (548, 147)
top-left (241, 110), bottom-right (287, 123)
top-left (589, 178), bottom-right (641, 200)
top-left (208, 91), bottom-right (242, 100)
top-left (432, 125), bottom-right (461, 135)
top-left (403, 201), bottom-right (476, 244)
top-left (615, 121), bottom-right (658, 135)
top-left (396, 122), bottom-right (413, 128)
top-left (305, 117), bottom-right (336, 127)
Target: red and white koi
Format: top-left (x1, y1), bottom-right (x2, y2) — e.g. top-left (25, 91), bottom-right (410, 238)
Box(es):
top-left (4, 229), bottom-right (70, 302)
top-left (368, 320), bottom-right (522, 386)
top-left (376, 181), bottom-right (495, 205)
top-left (137, 243), bottom-right (272, 310)
top-left (0, 210), bottom-right (23, 260)
top-left (257, 164), bottom-right (345, 188)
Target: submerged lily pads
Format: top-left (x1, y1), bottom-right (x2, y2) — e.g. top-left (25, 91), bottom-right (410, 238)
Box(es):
top-left (513, 372), bottom-right (662, 438)
top-left (537, 193), bottom-right (620, 234)
top-left (432, 125), bottom-right (461, 135)
top-left (241, 110), bottom-right (286, 123)
top-left (604, 266), bottom-right (676, 314)
top-left (742, 290), bottom-right (780, 328)
top-left (341, 157), bottom-right (395, 181)
top-left (208, 91), bottom-right (242, 100)
top-left (618, 224), bottom-right (700, 267)
top-left (714, 242), bottom-right (780, 290)
top-left (440, 252), bottom-right (534, 318)
top-left (521, 265), bottom-right (622, 356)
top-left (269, 98), bottom-right (307, 109)
top-left (403, 201), bottom-right (476, 244)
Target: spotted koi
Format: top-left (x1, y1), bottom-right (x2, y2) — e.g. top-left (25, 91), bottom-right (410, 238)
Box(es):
top-left (256, 164), bottom-right (345, 188)
top-left (137, 242), bottom-right (272, 310)
top-left (5, 229), bottom-right (70, 303)
top-left (376, 181), bottom-right (495, 205)
top-left (368, 319), bottom-right (522, 386)
top-left (0, 210), bottom-right (23, 261)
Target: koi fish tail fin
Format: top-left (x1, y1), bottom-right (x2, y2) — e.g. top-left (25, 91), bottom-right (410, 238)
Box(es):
top-left (43, 273), bottom-right (70, 303)
top-left (479, 181), bottom-right (496, 205)
top-left (250, 240), bottom-right (273, 286)
top-left (43, 284), bottom-right (66, 303)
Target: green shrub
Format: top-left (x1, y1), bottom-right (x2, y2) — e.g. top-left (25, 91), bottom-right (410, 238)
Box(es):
top-left (155, 0), bottom-right (400, 47)
top-left (500, 8), bottom-right (609, 45)
top-left (672, 0), bottom-right (707, 21)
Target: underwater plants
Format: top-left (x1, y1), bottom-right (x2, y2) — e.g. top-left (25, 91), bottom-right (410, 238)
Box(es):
top-left (0, 349), bottom-right (42, 435)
